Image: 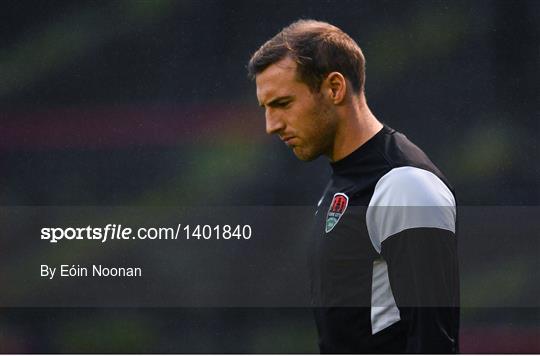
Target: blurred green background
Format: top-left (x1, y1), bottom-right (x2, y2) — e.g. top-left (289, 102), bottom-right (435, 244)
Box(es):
top-left (0, 0), bottom-right (538, 353)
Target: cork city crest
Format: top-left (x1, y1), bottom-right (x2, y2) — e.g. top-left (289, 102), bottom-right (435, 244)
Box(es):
top-left (325, 193), bottom-right (349, 233)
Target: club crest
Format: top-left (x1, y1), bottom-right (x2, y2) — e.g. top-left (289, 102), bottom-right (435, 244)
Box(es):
top-left (325, 193), bottom-right (349, 233)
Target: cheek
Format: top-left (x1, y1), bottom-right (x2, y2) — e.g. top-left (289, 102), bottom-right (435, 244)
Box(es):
top-left (306, 105), bottom-right (332, 135)
top-left (309, 107), bottom-right (336, 150)
top-left (295, 105), bottom-right (321, 134)
top-left (290, 98), bottom-right (333, 143)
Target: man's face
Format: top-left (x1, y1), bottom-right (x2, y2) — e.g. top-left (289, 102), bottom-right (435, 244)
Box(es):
top-left (256, 57), bottom-right (337, 161)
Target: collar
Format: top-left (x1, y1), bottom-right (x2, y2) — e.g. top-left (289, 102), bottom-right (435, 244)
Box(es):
top-left (330, 125), bottom-right (394, 175)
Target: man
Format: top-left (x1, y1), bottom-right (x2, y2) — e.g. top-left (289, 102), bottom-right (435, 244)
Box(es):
top-left (248, 20), bottom-right (459, 353)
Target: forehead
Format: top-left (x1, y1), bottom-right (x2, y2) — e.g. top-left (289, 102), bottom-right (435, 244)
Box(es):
top-left (255, 57), bottom-right (304, 104)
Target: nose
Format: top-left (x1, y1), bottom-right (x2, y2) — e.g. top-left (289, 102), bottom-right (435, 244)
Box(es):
top-left (265, 109), bottom-right (285, 135)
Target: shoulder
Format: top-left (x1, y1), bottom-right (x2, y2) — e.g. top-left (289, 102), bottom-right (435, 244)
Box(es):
top-left (370, 166), bottom-right (455, 207)
top-left (366, 166), bottom-right (456, 253)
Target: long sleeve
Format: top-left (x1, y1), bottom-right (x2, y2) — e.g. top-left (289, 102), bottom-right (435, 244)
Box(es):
top-left (367, 166), bottom-right (460, 353)
top-left (381, 227), bottom-right (460, 353)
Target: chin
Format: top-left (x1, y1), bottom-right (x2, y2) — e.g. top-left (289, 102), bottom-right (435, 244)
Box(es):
top-left (292, 147), bottom-right (319, 162)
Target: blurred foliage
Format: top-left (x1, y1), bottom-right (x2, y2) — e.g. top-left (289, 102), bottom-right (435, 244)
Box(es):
top-left (0, 1), bottom-right (178, 97)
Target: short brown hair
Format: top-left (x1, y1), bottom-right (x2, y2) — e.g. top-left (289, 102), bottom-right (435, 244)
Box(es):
top-left (247, 19), bottom-right (366, 93)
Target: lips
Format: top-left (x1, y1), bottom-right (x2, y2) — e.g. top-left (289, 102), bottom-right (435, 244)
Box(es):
top-left (281, 136), bottom-right (296, 146)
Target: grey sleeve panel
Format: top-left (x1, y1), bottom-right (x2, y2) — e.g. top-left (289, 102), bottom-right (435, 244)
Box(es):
top-left (366, 166), bottom-right (456, 253)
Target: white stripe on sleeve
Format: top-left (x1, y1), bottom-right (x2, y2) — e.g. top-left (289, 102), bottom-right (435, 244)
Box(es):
top-left (366, 166), bottom-right (456, 253)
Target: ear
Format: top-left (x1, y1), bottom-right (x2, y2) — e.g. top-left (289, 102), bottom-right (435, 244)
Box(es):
top-left (324, 72), bottom-right (347, 104)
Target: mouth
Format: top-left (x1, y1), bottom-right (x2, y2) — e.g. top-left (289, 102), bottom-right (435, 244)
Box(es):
top-left (281, 136), bottom-right (296, 146)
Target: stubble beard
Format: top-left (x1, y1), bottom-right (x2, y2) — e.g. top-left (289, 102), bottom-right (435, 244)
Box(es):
top-left (293, 101), bottom-right (337, 162)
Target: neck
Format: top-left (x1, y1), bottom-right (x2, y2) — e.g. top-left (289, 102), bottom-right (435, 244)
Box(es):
top-left (329, 94), bottom-right (383, 162)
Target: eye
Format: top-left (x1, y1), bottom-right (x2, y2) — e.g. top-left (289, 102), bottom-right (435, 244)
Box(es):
top-left (276, 100), bottom-right (291, 108)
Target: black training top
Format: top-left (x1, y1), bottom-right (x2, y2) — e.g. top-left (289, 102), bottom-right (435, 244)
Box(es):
top-left (310, 125), bottom-right (459, 353)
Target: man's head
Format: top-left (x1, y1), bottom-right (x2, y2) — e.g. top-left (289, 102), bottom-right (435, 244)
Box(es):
top-left (248, 20), bottom-right (367, 161)
top-left (248, 20), bottom-right (366, 94)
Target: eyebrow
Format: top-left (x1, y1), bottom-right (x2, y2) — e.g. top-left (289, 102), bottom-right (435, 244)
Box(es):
top-left (259, 95), bottom-right (294, 108)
